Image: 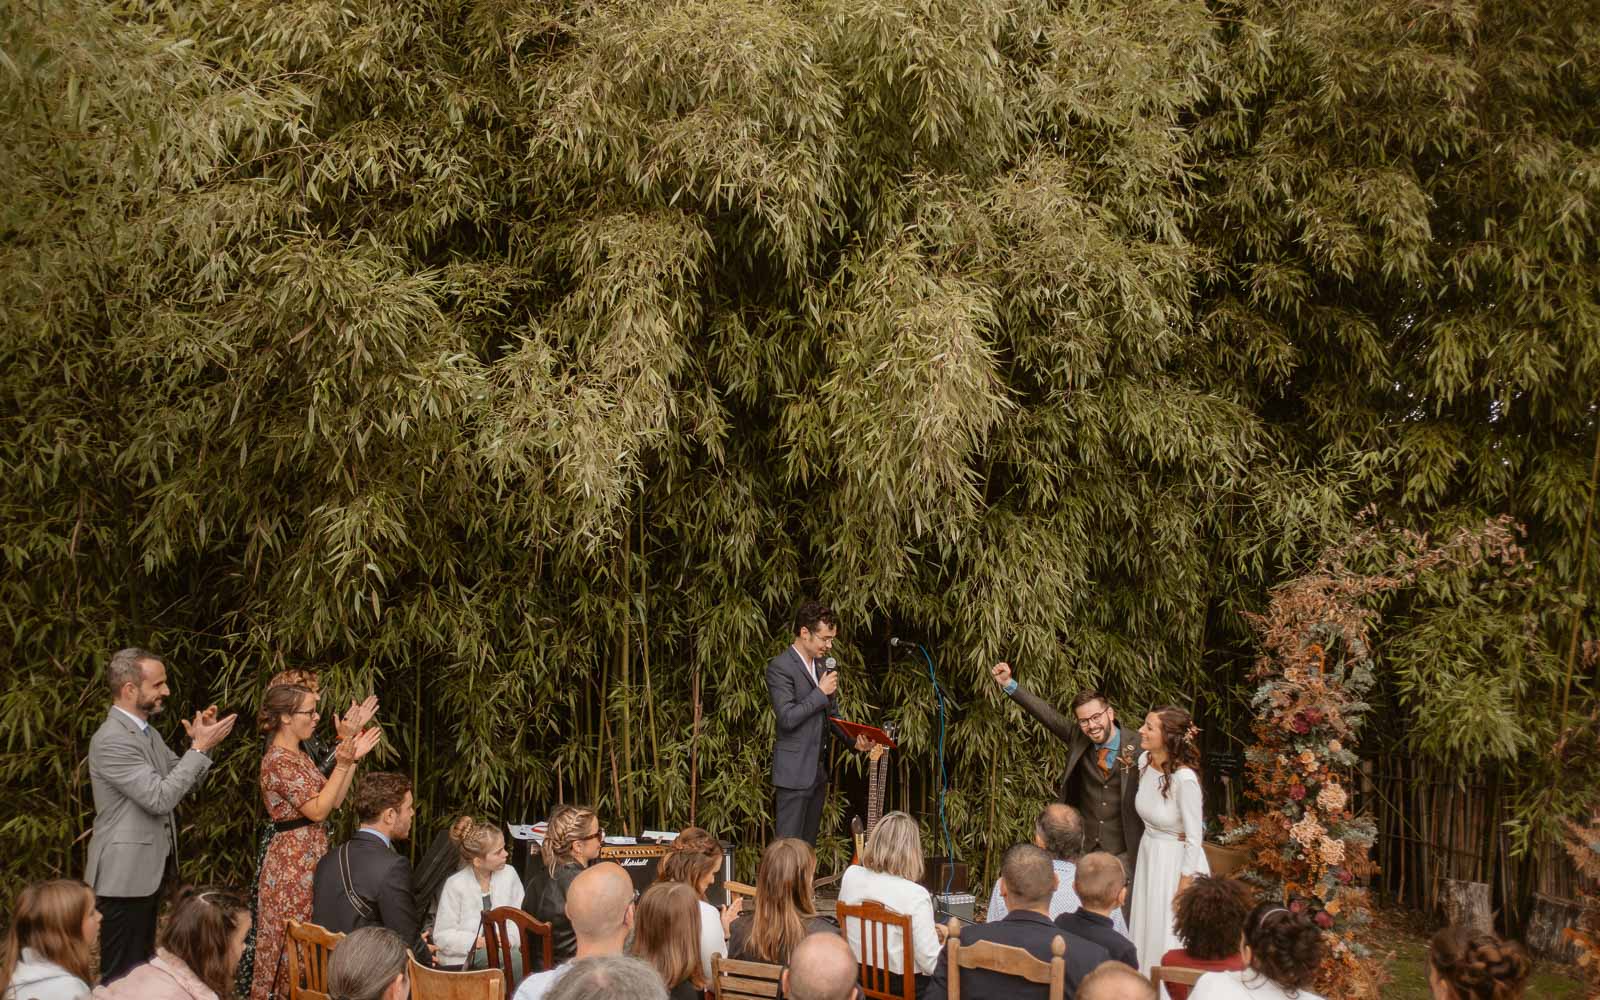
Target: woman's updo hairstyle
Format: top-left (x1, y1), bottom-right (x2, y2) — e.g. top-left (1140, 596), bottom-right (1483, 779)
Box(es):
top-left (258, 684), bottom-right (313, 735)
top-left (658, 827), bottom-right (722, 898)
top-left (1242, 902), bottom-right (1324, 992)
top-left (457, 821), bottom-right (505, 867)
top-left (1428, 926), bottom-right (1531, 1000)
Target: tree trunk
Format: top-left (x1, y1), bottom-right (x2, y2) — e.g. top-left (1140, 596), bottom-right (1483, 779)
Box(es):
top-left (1440, 878), bottom-right (1493, 932)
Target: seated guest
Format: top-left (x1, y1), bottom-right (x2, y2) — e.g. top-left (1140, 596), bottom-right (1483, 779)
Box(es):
top-left (631, 883), bottom-right (705, 1000)
top-left (838, 811), bottom-right (946, 992)
top-left (91, 887), bottom-right (251, 1000)
top-left (655, 827), bottom-right (738, 982)
top-left (513, 863), bottom-right (636, 1000)
top-left (544, 956), bottom-right (667, 1000)
top-left (524, 804), bottom-right (603, 963)
top-left (434, 822), bottom-right (526, 973)
top-left (414, 814), bottom-right (476, 924)
top-left (727, 839), bottom-right (840, 966)
top-left (926, 844), bottom-right (1108, 1000)
top-left (1189, 903), bottom-right (1325, 1000)
top-left (1078, 962), bottom-right (1157, 1000)
top-left (326, 927), bottom-right (410, 1000)
top-left (782, 932), bottom-right (861, 1000)
top-left (988, 805), bottom-right (1129, 935)
top-left (0, 880), bottom-right (98, 1000)
top-left (1427, 926), bottom-right (1531, 1000)
top-left (1158, 876), bottom-right (1252, 999)
top-left (311, 772), bottom-right (425, 960)
top-left (1055, 853), bottom-right (1137, 969)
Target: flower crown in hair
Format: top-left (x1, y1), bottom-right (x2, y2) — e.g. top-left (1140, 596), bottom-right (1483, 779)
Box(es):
top-left (1184, 723), bottom-right (1201, 746)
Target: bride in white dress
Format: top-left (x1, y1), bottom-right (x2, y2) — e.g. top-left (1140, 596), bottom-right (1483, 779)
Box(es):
top-left (1129, 705), bottom-right (1209, 976)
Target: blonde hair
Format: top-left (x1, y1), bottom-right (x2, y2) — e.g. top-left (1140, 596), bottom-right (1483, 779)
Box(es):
top-left (0, 880), bottom-right (97, 994)
top-left (1074, 852), bottom-right (1126, 909)
top-left (657, 827), bottom-right (721, 899)
top-left (861, 812), bottom-right (924, 883)
top-left (631, 882), bottom-right (704, 990)
top-left (542, 804), bottom-right (599, 876)
top-left (458, 822), bottom-right (505, 867)
top-left (750, 838), bottom-right (818, 964)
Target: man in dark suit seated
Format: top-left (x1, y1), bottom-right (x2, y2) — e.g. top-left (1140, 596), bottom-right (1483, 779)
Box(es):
top-left (926, 844), bottom-right (1108, 1000)
top-left (312, 771), bottom-right (427, 961)
top-left (1055, 852), bottom-right (1139, 969)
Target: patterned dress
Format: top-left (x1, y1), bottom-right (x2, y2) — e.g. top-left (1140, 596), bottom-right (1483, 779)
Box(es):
top-left (248, 745), bottom-right (330, 1000)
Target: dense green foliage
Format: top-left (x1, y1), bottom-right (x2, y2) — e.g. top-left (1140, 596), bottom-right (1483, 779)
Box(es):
top-left (2, 0), bottom-right (1595, 911)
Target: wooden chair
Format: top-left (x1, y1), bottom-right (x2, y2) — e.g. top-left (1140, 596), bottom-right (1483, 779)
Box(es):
top-left (835, 899), bottom-right (916, 1000)
top-left (1150, 964), bottom-right (1205, 990)
top-left (711, 953), bottom-right (784, 1000)
top-left (408, 955), bottom-right (503, 1000)
top-left (284, 919), bottom-right (343, 1000)
top-left (481, 906), bottom-right (553, 997)
top-left (943, 918), bottom-right (1065, 1000)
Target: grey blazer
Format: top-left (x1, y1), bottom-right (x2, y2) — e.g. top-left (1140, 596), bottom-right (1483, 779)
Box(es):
top-left (84, 708), bottom-right (212, 898)
top-left (766, 647), bottom-right (844, 790)
top-left (1007, 684), bottom-right (1145, 863)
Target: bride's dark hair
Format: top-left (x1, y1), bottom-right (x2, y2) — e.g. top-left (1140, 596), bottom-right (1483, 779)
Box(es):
top-left (1150, 705), bottom-right (1202, 798)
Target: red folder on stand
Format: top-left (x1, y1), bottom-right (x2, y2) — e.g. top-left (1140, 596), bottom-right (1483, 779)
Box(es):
top-left (830, 718), bottom-right (897, 749)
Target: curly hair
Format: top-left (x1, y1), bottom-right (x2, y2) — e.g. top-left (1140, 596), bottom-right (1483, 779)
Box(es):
top-left (658, 827), bottom-right (722, 898)
top-left (792, 601), bottom-right (837, 637)
top-left (1148, 705), bottom-right (1202, 798)
top-left (1428, 926), bottom-right (1531, 1000)
top-left (1241, 902), bottom-right (1324, 993)
top-left (258, 684), bottom-right (314, 735)
top-left (352, 772), bottom-right (412, 824)
top-left (1173, 876), bottom-right (1254, 960)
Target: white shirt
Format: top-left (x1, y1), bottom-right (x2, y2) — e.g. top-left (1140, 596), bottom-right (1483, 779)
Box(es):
top-left (1189, 970), bottom-right (1326, 1000)
top-left (984, 859), bottom-right (1130, 937)
top-left (111, 706), bottom-right (149, 732)
top-left (696, 899), bottom-right (726, 983)
top-left (432, 865), bottom-right (525, 967)
top-left (511, 964), bottom-right (570, 1000)
top-left (838, 865), bottom-right (941, 976)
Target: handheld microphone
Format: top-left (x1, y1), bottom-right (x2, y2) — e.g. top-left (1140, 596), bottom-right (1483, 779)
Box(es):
top-left (821, 656), bottom-right (838, 674)
top-left (889, 637), bottom-right (904, 648)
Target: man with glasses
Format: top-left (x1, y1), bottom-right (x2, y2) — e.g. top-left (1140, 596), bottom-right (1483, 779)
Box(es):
top-left (990, 664), bottom-right (1144, 903)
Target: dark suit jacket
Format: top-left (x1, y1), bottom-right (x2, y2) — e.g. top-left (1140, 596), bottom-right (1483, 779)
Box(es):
top-left (1054, 908), bottom-right (1138, 969)
top-left (925, 910), bottom-right (1106, 1000)
top-left (766, 646), bottom-right (847, 790)
top-left (312, 831), bottom-right (423, 957)
top-left (522, 860), bottom-right (584, 962)
top-left (1008, 684), bottom-right (1145, 868)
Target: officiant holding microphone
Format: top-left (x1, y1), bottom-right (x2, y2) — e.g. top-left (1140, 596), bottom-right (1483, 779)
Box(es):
top-left (767, 600), bottom-right (874, 844)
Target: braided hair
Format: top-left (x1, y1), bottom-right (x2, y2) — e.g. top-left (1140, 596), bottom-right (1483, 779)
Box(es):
top-left (1428, 926), bottom-right (1531, 1000)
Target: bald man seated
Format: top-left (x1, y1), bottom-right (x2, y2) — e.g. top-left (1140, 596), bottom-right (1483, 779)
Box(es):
top-left (1077, 961), bottom-right (1156, 1000)
top-left (513, 862), bottom-right (637, 1000)
top-left (926, 844), bottom-right (1108, 1000)
top-left (783, 932), bottom-right (860, 1000)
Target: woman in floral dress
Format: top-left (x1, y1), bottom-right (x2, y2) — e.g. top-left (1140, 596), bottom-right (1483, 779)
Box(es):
top-left (248, 683), bottom-right (381, 1000)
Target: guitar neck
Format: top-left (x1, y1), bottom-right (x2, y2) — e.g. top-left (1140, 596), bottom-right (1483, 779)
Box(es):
top-left (866, 752), bottom-right (887, 834)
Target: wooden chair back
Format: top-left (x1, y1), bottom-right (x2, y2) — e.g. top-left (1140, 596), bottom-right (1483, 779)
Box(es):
top-left (835, 899), bottom-right (916, 1000)
top-left (481, 905), bottom-right (554, 996)
top-left (1150, 964), bottom-right (1205, 987)
top-left (711, 953), bottom-right (784, 1000)
top-left (284, 919), bottom-right (343, 1000)
top-left (407, 955), bottom-right (504, 1000)
top-left (943, 918), bottom-right (1064, 1000)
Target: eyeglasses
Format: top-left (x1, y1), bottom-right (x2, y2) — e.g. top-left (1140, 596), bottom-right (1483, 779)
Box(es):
top-left (578, 829), bottom-right (606, 843)
top-left (290, 709), bottom-right (319, 717)
top-left (1074, 706), bottom-right (1111, 730)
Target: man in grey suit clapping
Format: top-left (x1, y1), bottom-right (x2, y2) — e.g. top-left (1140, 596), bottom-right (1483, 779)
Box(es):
top-left (85, 647), bottom-right (237, 983)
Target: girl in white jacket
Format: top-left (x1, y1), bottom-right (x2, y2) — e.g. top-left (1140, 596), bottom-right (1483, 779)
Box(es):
top-left (433, 822), bottom-right (525, 972)
top-left (0, 880), bottom-right (98, 1000)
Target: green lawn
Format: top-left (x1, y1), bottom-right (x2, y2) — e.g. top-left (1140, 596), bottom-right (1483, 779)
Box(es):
top-left (1380, 936), bottom-right (1584, 999)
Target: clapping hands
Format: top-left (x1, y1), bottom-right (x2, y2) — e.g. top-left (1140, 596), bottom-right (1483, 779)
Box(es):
top-left (333, 694), bottom-right (380, 741)
top-left (335, 724), bottom-right (383, 765)
top-left (183, 705), bottom-right (238, 753)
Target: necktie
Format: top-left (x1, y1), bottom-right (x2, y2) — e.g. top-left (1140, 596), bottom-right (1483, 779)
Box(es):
top-left (1097, 746), bottom-right (1112, 775)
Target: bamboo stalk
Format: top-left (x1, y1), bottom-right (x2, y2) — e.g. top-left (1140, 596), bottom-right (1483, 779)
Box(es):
top-left (638, 507), bottom-right (661, 825)
top-left (1556, 418), bottom-right (1600, 727)
top-left (620, 536), bottom-right (635, 832)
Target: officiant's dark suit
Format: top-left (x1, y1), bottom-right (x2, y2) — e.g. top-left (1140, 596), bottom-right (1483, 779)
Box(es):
top-left (1006, 684), bottom-right (1144, 881)
top-left (767, 644), bottom-right (850, 845)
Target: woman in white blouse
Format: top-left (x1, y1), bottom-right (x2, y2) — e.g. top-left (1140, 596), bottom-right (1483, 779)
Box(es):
top-left (655, 827), bottom-right (740, 983)
top-left (1129, 705), bottom-right (1210, 976)
top-left (838, 811), bottom-right (947, 995)
top-left (433, 823), bottom-right (525, 972)
top-left (1189, 903), bottom-right (1326, 1000)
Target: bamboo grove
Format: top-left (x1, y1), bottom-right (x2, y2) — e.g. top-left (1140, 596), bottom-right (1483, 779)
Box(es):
top-left (2, 0), bottom-right (1596, 918)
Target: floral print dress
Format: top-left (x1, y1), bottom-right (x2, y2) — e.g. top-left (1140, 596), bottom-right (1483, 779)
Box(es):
top-left (247, 745), bottom-right (329, 1000)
